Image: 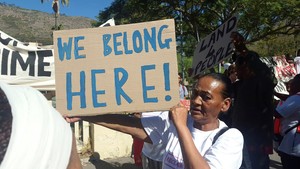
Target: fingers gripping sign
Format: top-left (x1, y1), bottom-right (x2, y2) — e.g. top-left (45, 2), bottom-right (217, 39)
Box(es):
top-left (169, 101), bottom-right (189, 128)
top-left (64, 115), bottom-right (82, 123)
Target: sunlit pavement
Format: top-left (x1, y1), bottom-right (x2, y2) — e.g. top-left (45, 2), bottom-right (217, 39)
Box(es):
top-left (82, 152), bottom-right (282, 169)
top-left (270, 151), bottom-right (282, 169)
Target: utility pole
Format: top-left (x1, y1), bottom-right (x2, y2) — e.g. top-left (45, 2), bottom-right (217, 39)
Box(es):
top-left (55, 13), bottom-right (58, 30)
top-left (52, 0), bottom-right (59, 30)
top-left (180, 10), bottom-right (185, 82)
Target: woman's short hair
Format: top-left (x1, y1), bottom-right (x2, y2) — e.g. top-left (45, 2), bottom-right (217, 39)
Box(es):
top-left (197, 73), bottom-right (232, 99)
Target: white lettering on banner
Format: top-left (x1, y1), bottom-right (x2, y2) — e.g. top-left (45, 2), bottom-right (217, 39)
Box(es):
top-left (192, 15), bottom-right (238, 76)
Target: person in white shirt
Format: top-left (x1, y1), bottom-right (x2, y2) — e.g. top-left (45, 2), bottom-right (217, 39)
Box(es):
top-left (0, 82), bottom-right (81, 169)
top-left (294, 49), bottom-right (300, 74)
top-left (66, 72), bottom-right (244, 169)
top-left (141, 111), bottom-right (166, 169)
top-left (178, 73), bottom-right (188, 100)
top-left (274, 74), bottom-right (300, 169)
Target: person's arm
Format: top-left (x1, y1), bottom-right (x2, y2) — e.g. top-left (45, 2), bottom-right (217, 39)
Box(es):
top-left (67, 134), bottom-right (82, 169)
top-left (65, 114), bottom-right (152, 143)
top-left (275, 95), bottom-right (298, 119)
top-left (169, 103), bottom-right (210, 169)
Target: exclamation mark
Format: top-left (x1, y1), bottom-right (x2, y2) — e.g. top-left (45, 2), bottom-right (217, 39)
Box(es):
top-left (163, 63), bottom-right (171, 101)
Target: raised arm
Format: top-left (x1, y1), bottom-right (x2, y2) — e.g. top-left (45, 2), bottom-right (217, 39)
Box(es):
top-left (169, 104), bottom-right (210, 169)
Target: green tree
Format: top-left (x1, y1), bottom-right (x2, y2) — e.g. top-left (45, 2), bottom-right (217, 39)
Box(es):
top-left (249, 34), bottom-right (300, 57)
top-left (96, 0), bottom-right (299, 49)
top-left (96, 0), bottom-right (299, 81)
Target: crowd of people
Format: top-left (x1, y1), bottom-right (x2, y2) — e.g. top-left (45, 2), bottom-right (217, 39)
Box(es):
top-left (220, 32), bottom-right (300, 169)
top-left (0, 31), bottom-right (299, 169)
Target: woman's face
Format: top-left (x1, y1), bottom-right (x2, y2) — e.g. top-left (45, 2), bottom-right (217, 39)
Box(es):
top-left (228, 69), bottom-right (237, 83)
top-left (190, 76), bottom-right (230, 125)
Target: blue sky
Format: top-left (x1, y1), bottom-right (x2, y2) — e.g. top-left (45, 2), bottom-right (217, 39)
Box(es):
top-left (0, 0), bottom-right (114, 20)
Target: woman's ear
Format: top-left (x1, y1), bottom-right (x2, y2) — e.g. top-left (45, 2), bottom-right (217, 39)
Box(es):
top-left (221, 98), bottom-right (231, 112)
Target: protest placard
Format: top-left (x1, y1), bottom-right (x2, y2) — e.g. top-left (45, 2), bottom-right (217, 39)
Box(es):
top-left (192, 15), bottom-right (238, 76)
top-left (53, 19), bottom-right (179, 116)
top-left (261, 56), bottom-right (297, 96)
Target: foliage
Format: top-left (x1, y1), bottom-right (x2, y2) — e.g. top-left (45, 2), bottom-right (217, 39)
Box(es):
top-left (51, 24), bottom-right (63, 30)
top-left (96, 0), bottom-right (299, 55)
top-left (94, 0), bottom-right (297, 83)
top-left (99, 1), bottom-right (298, 37)
top-left (248, 34), bottom-right (299, 57)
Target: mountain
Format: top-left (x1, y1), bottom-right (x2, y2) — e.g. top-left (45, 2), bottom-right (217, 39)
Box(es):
top-left (0, 3), bottom-right (95, 45)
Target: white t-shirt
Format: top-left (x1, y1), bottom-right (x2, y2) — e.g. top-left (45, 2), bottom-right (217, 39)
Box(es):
top-left (294, 57), bottom-right (300, 74)
top-left (141, 111), bottom-right (168, 161)
top-left (276, 93), bottom-right (300, 157)
top-left (141, 111), bottom-right (244, 169)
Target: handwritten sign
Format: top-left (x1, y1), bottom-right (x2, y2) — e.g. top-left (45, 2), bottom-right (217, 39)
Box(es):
top-left (272, 55), bottom-right (297, 82)
top-left (53, 19), bottom-right (179, 116)
top-left (192, 15), bottom-right (238, 76)
top-left (260, 56), bottom-right (297, 96)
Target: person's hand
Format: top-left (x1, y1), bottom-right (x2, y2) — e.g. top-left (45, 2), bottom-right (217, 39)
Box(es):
top-left (64, 115), bottom-right (82, 123)
top-left (169, 101), bottom-right (189, 128)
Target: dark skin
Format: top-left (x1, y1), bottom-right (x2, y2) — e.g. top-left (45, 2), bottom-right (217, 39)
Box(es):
top-left (65, 75), bottom-right (232, 169)
top-left (172, 76), bottom-right (231, 169)
top-left (230, 31), bottom-right (248, 57)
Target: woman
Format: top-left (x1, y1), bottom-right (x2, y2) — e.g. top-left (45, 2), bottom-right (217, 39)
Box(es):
top-left (66, 73), bottom-right (244, 169)
top-left (274, 74), bottom-right (300, 169)
top-left (227, 64), bottom-right (238, 83)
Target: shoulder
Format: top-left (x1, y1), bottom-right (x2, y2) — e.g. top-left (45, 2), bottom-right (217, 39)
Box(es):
top-left (213, 125), bottom-right (243, 146)
top-left (281, 94), bottom-right (300, 105)
top-left (206, 127), bottom-right (243, 168)
top-left (220, 128), bottom-right (243, 140)
top-left (215, 121), bottom-right (243, 144)
top-left (288, 94), bottom-right (300, 99)
top-left (0, 82), bottom-right (44, 102)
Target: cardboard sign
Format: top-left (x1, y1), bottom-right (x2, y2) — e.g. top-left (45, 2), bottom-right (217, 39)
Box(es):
top-left (192, 15), bottom-right (238, 76)
top-left (273, 55), bottom-right (297, 82)
top-left (53, 19), bottom-right (179, 116)
top-left (261, 56), bottom-right (297, 96)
